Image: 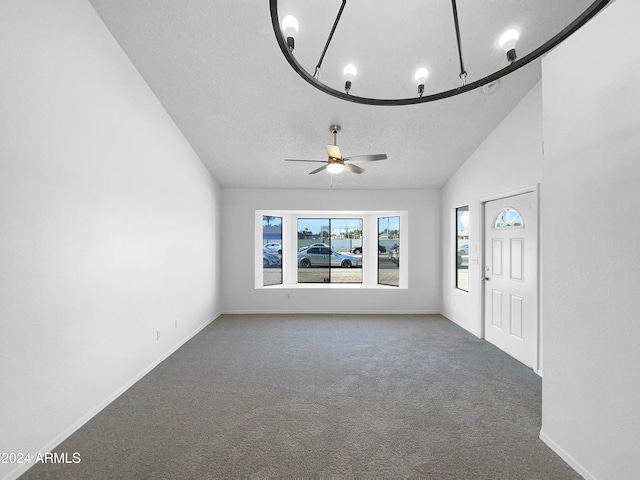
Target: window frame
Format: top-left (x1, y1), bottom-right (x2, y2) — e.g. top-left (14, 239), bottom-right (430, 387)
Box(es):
top-left (255, 210), bottom-right (408, 289)
top-left (297, 217), bottom-right (364, 284)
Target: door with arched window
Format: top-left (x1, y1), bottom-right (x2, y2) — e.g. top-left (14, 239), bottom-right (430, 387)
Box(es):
top-left (483, 191), bottom-right (538, 370)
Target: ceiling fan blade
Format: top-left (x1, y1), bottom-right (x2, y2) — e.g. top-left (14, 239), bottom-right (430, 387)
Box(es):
top-left (343, 153), bottom-right (388, 163)
top-left (308, 164), bottom-right (329, 175)
top-left (327, 144), bottom-right (342, 159)
top-left (284, 159), bottom-right (326, 163)
top-left (343, 163), bottom-right (365, 174)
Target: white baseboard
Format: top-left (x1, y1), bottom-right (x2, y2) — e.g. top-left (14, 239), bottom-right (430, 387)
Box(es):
top-left (222, 310), bottom-right (442, 315)
top-left (539, 429), bottom-right (597, 480)
top-left (4, 312), bottom-right (220, 480)
top-left (440, 310), bottom-right (482, 337)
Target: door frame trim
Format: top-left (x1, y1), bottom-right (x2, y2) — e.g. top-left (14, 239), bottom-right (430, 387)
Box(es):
top-left (480, 184), bottom-right (541, 375)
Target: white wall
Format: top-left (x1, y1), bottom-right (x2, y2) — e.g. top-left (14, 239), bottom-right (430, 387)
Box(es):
top-left (440, 81), bottom-right (544, 337)
top-left (0, 1), bottom-right (221, 478)
top-left (540, 1), bottom-right (640, 478)
top-left (222, 188), bottom-right (440, 314)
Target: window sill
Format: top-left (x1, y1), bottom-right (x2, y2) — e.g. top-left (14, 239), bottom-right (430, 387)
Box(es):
top-left (259, 283), bottom-right (405, 290)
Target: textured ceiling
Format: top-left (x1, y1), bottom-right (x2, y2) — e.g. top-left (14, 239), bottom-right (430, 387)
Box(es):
top-left (87, 0), bottom-right (595, 190)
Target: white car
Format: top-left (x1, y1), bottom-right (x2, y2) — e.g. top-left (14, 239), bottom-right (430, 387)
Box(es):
top-left (263, 242), bottom-right (282, 254)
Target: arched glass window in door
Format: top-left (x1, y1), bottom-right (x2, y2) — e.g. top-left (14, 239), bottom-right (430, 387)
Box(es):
top-left (493, 208), bottom-right (524, 229)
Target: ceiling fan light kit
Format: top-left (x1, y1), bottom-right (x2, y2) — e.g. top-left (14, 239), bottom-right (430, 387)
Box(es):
top-left (327, 161), bottom-right (344, 174)
top-left (270, 0), bottom-right (612, 106)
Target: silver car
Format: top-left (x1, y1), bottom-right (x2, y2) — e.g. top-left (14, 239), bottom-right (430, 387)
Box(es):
top-left (298, 246), bottom-right (360, 268)
top-left (388, 244), bottom-right (399, 266)
top-left (298, 242), bottom-right (330, 252)
top-left (263, 250), bottom-right (281, 268)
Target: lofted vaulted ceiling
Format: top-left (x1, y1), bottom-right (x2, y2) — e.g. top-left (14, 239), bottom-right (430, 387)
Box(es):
top-left (88, 0), bottom-right (597, 190)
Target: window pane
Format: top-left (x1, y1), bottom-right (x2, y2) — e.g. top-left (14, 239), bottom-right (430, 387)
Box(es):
top-left (329, 218), bottom-right (362, 284)
top-left (378, 216), bottom-right (400, 286)
top-left (298, 219), bottom-right (330, 283)
top-left (262, 216), bottom-right (282, 286)
top-left (297, 218), bottom-right (363, 283)
top-left (456, 206), bottom-right (469, 291)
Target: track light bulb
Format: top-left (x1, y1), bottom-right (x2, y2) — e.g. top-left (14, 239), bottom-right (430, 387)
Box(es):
top-left (499, 29), bottom-right (519, 63)
top-left (282, 15), bottom-right (298, 51)
top-left (343, 64), bottom-right (357, 93)
top-left (414, 67), bottom-right (429, 96)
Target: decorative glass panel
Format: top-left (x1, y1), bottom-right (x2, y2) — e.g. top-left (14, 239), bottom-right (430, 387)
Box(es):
top-left (494, 208), bottom-right (524, 228)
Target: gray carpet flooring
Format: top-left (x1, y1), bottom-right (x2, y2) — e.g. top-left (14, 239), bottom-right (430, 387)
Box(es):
top-left (21, 314), bottom-right (580, 479)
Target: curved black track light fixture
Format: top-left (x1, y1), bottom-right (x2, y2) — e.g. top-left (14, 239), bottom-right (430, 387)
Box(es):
top-left (270, 0), bottom-right (612, 106)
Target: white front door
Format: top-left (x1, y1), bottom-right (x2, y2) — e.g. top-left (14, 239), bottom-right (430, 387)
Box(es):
top-left (483, 191), bottom-right (538, 369)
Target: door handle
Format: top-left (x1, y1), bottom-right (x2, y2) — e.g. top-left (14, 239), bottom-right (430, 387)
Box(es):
top-left (483, 277), bottom-right (490, 281)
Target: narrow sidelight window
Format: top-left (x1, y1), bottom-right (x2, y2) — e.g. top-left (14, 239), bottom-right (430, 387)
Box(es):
top-left (378, 216), bottom-right (400, 287)
top-left (262, 215), bottom-right (282, 286)
top-left (456, 206), bottom-right (469, 291)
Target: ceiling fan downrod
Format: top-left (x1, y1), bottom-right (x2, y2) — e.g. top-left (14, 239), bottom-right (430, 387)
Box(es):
top-left (329, 124), bottom-right (341, 145)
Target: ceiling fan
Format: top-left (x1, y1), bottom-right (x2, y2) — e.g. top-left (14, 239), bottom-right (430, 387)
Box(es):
top-left (285, 124), bottom-right (388, 174)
